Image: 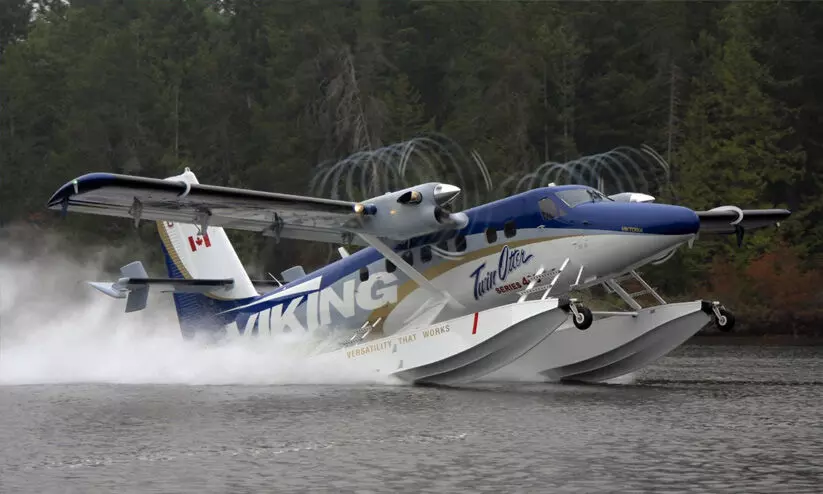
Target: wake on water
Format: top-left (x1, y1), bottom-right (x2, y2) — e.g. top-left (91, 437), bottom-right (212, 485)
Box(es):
top-left (0, 234), bottom-right (399, 386)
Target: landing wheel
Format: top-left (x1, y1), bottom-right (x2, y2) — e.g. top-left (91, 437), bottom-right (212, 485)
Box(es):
top-left (572, 306), bottom-right (593, 330)
top-left (714, 307), bottom-right (735, 332)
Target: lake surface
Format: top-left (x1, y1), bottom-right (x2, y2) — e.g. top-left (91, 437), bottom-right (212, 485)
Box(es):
top-left (1, 344), bottom-right (821, 493)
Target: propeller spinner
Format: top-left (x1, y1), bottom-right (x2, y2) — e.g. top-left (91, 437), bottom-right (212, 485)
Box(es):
top-left (433, 183), bottom-right (461, 206)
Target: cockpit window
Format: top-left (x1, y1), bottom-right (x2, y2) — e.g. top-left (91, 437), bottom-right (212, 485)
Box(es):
top-left (539, 197), bottom-right (562, 220)
top-left (556, 188), bottom-right (612, 208)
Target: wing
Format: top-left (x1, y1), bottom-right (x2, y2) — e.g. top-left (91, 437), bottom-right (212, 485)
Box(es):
top-left (47, 170), bottom-right (468, 245)
top-left (696, 207), bottom-right (791, 234)
top-left (47, 172), bottom-right (367, 245)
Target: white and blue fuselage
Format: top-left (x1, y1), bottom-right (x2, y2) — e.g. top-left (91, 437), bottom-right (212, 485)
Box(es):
top-left (159, 185), bottom-right (699, 339)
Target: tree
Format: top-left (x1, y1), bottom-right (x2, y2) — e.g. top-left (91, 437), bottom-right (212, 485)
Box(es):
top-left (0, 0), bottom-right (30, 55)
top-left (674, 3), bottom-right (804, 291)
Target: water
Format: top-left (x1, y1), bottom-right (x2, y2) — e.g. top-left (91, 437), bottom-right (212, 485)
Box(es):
top-left (0, 345), bottom-right (820, 493)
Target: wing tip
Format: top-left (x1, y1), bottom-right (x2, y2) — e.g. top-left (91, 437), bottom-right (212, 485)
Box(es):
top-left (46, 172), bottom-right (120, 208)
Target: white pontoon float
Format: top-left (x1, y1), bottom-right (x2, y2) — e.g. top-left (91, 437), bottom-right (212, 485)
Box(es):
top-left (487, 267), bottom-right (719, 383)
top-left (314, 298), bottom-right (569, 386)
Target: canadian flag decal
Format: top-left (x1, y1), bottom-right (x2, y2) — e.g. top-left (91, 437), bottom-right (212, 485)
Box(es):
top-left (188, 234), bottom-right (211, 252)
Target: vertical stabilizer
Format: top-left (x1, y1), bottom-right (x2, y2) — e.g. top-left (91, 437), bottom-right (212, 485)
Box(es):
top-left (158, 168), bottom-right (258, 338)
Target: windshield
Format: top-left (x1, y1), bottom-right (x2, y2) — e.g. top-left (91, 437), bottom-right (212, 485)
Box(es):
top-left (556, 188), bottom-right (613, 208)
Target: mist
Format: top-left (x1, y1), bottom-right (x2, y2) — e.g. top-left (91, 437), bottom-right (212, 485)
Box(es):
top-left (0, 228), bottom-right (398, 386)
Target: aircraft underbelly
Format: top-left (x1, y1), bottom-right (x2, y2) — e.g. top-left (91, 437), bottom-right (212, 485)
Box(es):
top-left (572, 232), bottom-right (693, 281)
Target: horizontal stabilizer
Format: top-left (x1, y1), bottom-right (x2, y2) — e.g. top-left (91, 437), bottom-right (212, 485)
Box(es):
top-left (88, 281), bottom-right (127, 299)
top-left (115, 277), bottom-right (235, 293)
top-left (87, 261), bottom-right (235, 312)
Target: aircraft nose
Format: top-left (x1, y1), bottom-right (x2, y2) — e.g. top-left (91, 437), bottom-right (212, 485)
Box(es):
top-left (649, 204), bottom-right (700, 235)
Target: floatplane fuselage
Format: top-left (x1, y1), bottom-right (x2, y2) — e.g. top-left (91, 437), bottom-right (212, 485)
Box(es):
top-left (47, 168), bottom-right (789, 382)
top-left (182, 186), bottom-right (699, 339)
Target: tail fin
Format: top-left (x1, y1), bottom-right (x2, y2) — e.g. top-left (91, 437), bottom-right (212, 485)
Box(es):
top-left (158, 168), bottom-right (258, 339)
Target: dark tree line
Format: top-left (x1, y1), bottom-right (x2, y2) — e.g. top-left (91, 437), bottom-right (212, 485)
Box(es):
top-left (2, 1), bottom-right (822, 335)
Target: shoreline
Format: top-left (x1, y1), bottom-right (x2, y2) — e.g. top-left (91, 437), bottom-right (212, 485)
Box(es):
top-left (688, 334), bottom-right (823, 346)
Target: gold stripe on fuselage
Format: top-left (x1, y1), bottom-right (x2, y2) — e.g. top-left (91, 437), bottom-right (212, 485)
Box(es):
top-left (365, 234), bottom-right (581, 331)
top-left (156, 221), bottom-right (193, 279)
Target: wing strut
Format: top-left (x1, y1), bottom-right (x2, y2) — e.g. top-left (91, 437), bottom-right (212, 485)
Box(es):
top-left (357, 233), bottom-right (464, 309)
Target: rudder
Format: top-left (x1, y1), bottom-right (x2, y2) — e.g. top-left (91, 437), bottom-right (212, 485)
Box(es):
top-left (157, 169), bottom-right (259, 339)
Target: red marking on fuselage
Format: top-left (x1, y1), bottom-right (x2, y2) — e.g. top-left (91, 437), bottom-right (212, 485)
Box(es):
top-left (472, 312), bottom-right (479, 334)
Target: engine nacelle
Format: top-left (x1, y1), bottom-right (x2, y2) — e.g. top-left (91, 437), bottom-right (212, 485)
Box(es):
top-left (350, 182), bottom-right (468, 240)
top-left (608, 192), bottom-right (656, 203)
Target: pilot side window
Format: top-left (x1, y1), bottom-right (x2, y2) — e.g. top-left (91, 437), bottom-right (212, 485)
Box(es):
top-left (455, 235), bottom-right (467, 252)
top-left (539, 197), bottom-right (560, 220)
top-left (359, 267), bottom-right (369, 282)
top-left (385, 259), bottom-right (396, 273)
top-left (504, 220), bottom-right (516, 238)
top-left (421, 245), bottom-right (432, 263)
top-left (402, 250), bottom-right (414, 266)
top-left (485, 227), bottom-right (497, 244)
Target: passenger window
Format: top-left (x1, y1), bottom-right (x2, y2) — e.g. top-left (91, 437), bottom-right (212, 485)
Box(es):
top-left (455, 235), bottom-right (467, 252)
top-left (359, 267), bottom-right (369, 282)
top-left (385, 259), bottom-right (396, 273)
top-left (485, 227), bottom-right (497, 244)
top-left (539, 197), bottom-right (560, 220)
top-left (421, 245), bottom-right (432, 263)
top-left (402, 250), bottom-right (414, 266)
top-left (504, 221), bottom-right (516, 238)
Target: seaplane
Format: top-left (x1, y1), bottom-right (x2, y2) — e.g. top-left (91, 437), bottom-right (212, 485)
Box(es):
top-left (46, 168), bottom-right (789, 385)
